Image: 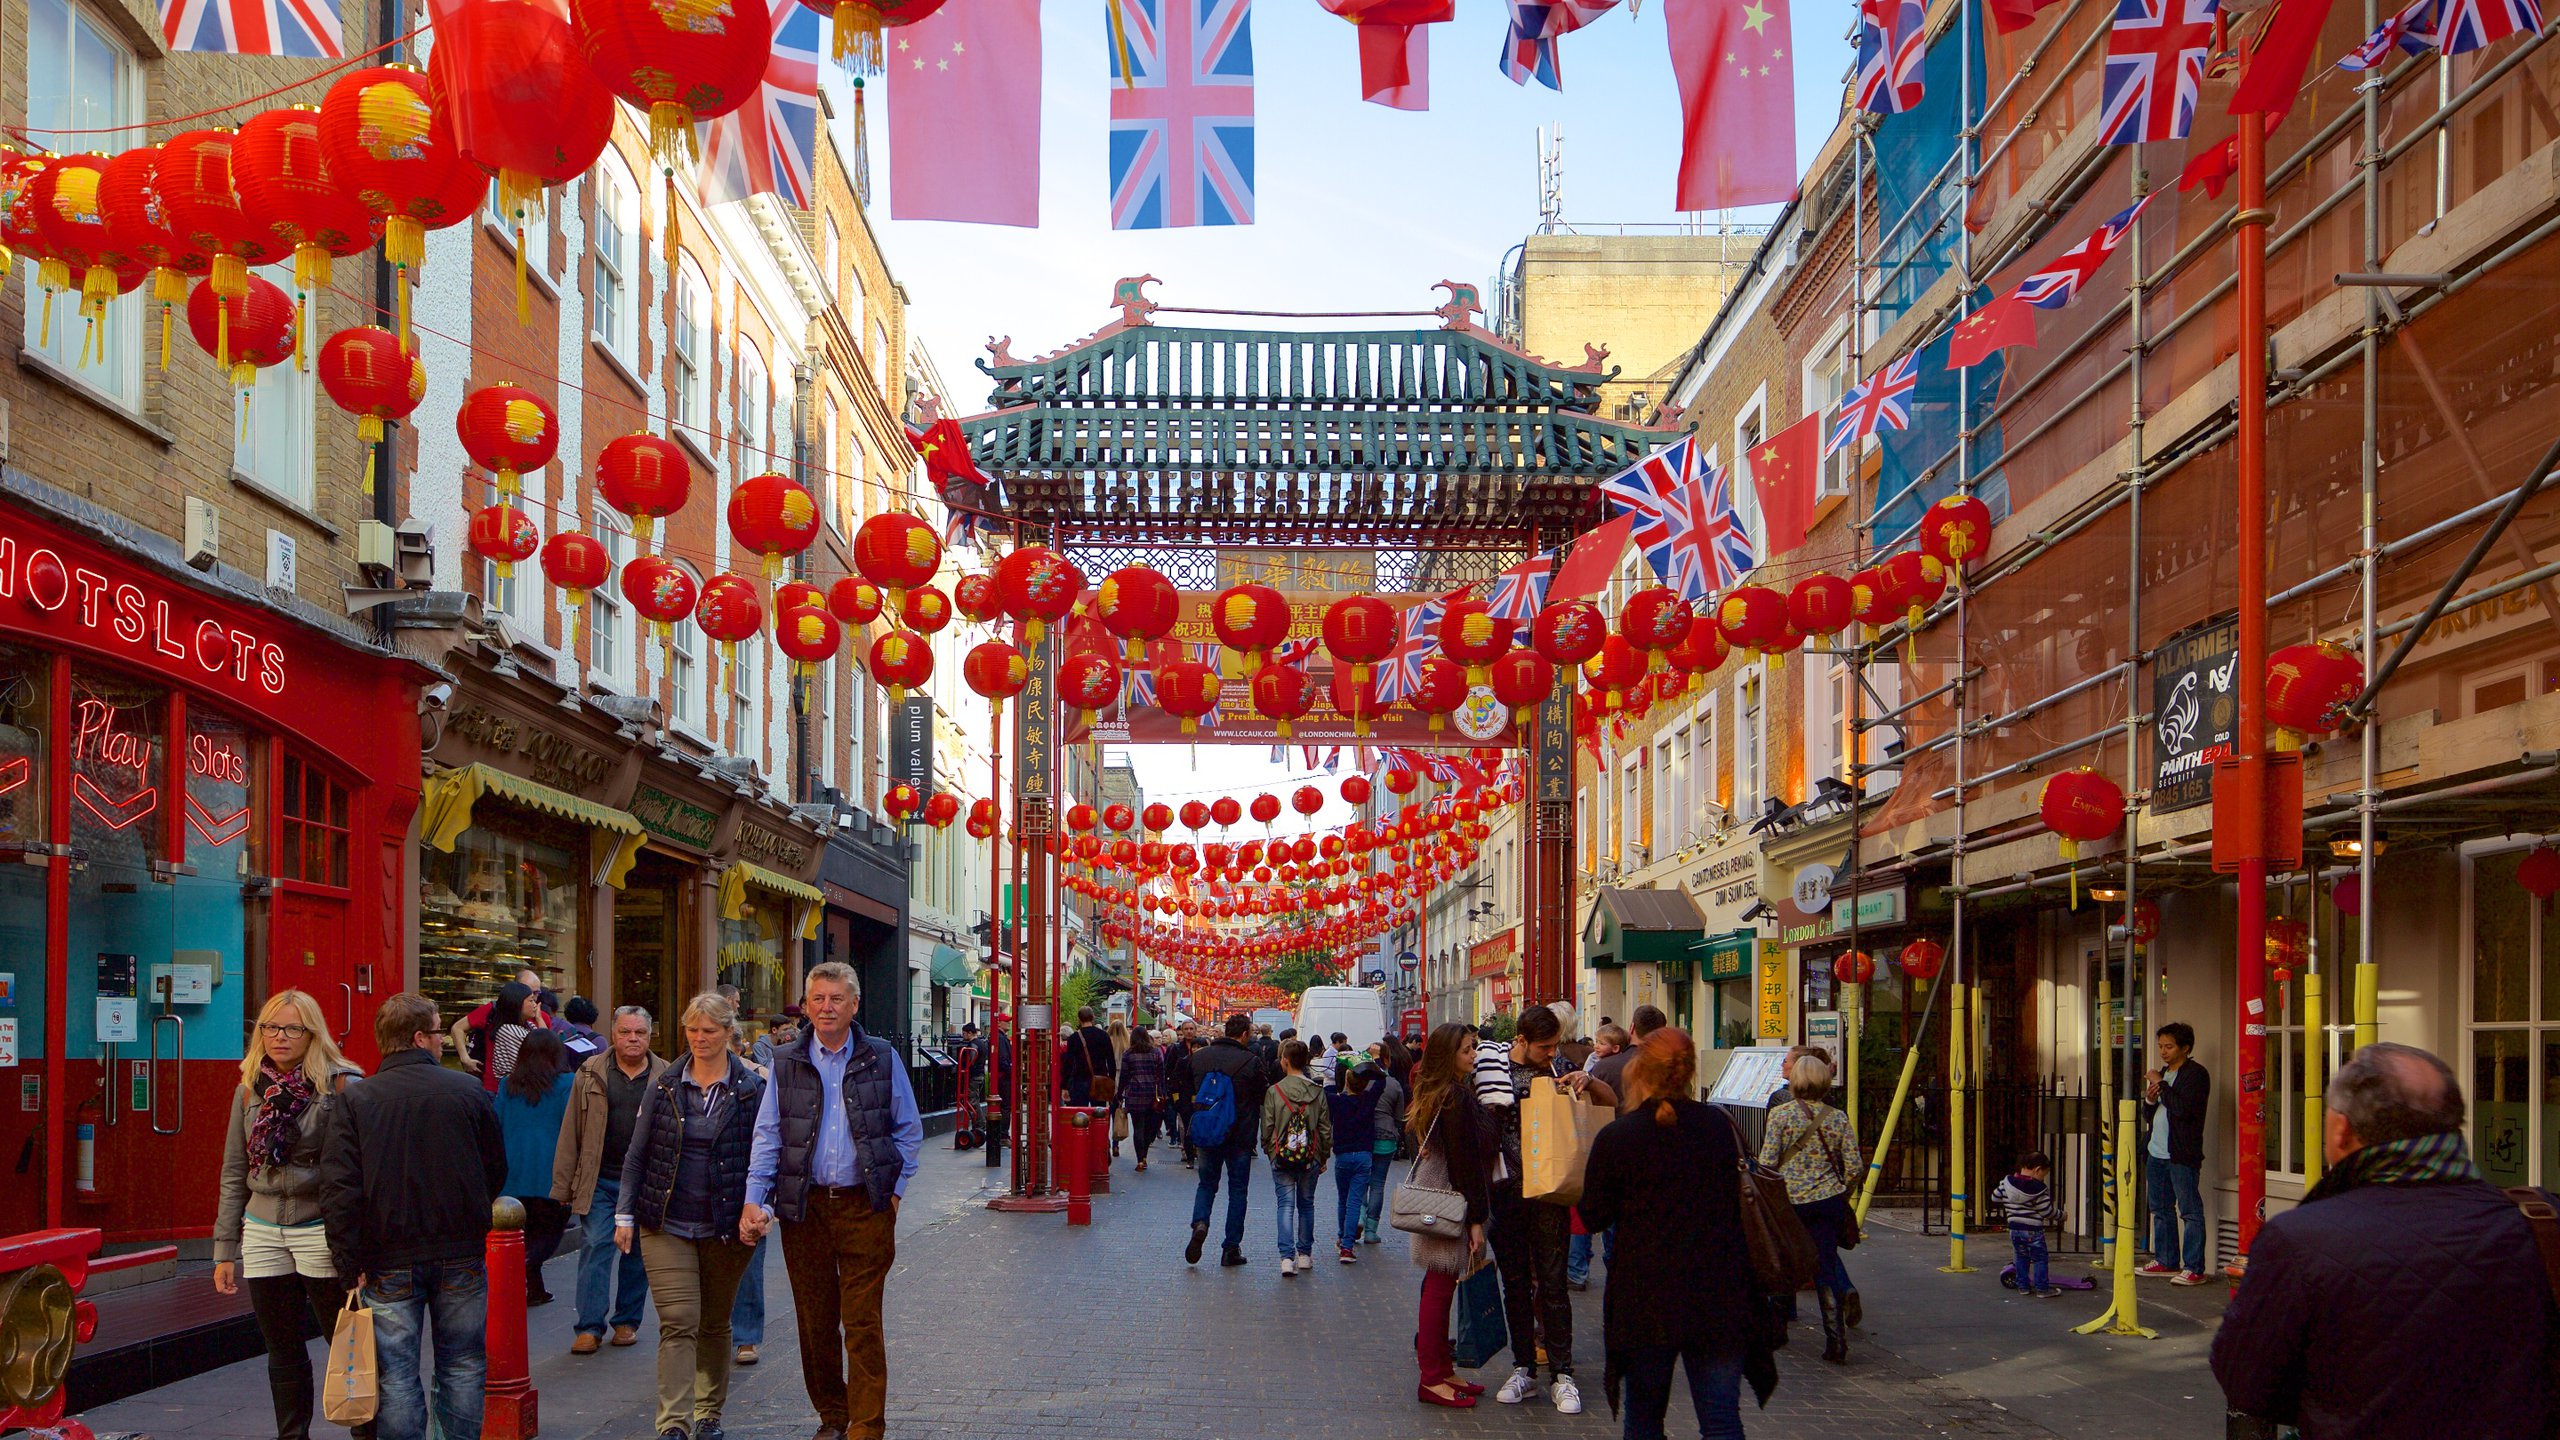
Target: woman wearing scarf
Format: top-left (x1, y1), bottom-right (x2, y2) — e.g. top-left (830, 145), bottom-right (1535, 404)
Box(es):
top-left (213, 990), bottom-right (368, 1440)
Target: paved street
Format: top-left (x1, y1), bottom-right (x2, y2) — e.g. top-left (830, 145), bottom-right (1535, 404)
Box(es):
top-left (85, 1143), bottom-right (2229, 1440)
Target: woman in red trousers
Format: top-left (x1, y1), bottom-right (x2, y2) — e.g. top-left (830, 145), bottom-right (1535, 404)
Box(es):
top-left (1404, 1022), bottom-right (1499, 1409)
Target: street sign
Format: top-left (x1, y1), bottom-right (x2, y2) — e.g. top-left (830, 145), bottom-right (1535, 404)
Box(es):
top-left (1015, 627), bottom-right (1055, 801)
top-left (2153, 615), bottom-right (2237, 813)
top-left (890, 693), bottom-right (936, 798)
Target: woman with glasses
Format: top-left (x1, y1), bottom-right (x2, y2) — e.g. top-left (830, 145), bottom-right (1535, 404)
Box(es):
top-left (213, 990), bottom-right (368, 1440)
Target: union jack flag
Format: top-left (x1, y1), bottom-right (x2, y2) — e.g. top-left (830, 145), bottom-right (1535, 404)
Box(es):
top-left (2012, 196), bottom-right (2152, 310)
top-left (160, 0), bottom-right (342, 55)
top-left (1499, 0), bottom-right (1615, 87)
top-left (695, 0), bottom-right (822, 209)
top-left (2099, 0), bottom-right (2219, 144)
top-left (1597, 437), bottom-right (1701, 538)
top-left (1486, 557), bottom-right (1551, 634)
top-left (1378, 595), bottom-right (1448, 704)
top-left (1825, 353), bottom-right (1921, 458)
top-left (2339, 0), bottom-right (2441, 67)
top-left (1109, 0), bottom-right (1257, 230)
top-left (2441, 0), bottom-right (2541, 52)
top-left (1855, 0), bottom-right (1928, 114)
top-left (1655, 463), bottom-right (1757, 601)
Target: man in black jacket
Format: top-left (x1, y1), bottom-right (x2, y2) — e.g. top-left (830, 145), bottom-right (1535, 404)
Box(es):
top-left (320, 993), bottom-right (507, 1440)
top-left (1180, 1014), bottom-right (1271, 1267)
top-left (2212, 1043), bottom-right (2554, 1438)
top-left (1060, 1007), bottom-right (1113, 1107)
top-left (2139, 1021), bottom-right (2213, 1283)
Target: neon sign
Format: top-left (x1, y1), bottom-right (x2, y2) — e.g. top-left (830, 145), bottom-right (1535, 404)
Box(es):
top-left (188, 730), bottom-right (248, 785)
top-left (0, 532), bottom-right (289, 696)
top-left (72, 697), bottom-right (159, 832)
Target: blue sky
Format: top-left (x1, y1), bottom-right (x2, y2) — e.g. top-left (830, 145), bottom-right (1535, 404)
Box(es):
top-left (835, 2), bottom-right (1856, 402)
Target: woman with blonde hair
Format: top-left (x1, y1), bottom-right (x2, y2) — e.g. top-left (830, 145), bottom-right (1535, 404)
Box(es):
top-left (1757, 1050), bottom-right (1863, 1363)
top-left (213, 990), bottom-right (367, 1440)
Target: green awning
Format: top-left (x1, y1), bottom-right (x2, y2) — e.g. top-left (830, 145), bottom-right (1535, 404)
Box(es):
top-left (1696, 930), bottom-right (1757, 982)
top-left (420, 763), bottom-right (646, 888)
top-left (929, 943), bottom-right (973, 987)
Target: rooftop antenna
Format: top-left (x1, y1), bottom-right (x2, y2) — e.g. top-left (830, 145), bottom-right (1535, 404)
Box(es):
top-left (1537, 125), bottom-right (1564, 235)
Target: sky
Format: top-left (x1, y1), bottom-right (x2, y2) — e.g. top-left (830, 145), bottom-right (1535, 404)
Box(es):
top-left (831, 2), bottom-right (1858, 396)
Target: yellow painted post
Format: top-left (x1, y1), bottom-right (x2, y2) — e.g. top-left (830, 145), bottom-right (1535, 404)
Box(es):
top-left (2300, 971), bottom-right (2325, 1187)
top-left (1844, 981), bottom-right (1862, 1143)
top-left (2074, 1097), bottom-right (2157, 1338)
top-left (1853, 967), bottom-right (1947, 1223)
top-left (2094, 967), bottom-right (2116, 1270)
top-left (1942, 984), bottom-right (1974, 1272)
top-left (2353, 960), bottom-right (2379, 1050)
top-left (1971, 982), bottom-right (1988, 1217)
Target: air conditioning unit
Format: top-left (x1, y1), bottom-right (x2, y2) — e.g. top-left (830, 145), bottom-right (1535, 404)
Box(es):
top-left (184, 498), bottom-right (221, 571)
top-left (356, 519), bottom-right (395, 580)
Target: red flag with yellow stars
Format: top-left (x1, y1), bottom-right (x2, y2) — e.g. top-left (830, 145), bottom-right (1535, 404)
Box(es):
top-left (1667, 0), bottom-right (1798, 211)
top-left (1949, 291), bottom-right (2038, 369)
top-left (1743, 413), bottom-right (1821, 558)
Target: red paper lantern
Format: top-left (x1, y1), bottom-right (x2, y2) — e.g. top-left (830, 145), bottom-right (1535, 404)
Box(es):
top-left (312, 67), bottom-right (472, 339)
top-left (866, 629), bottom-right (933, 703)
top-left (899, 584), bottom-right (953, 635)
top-left (231, 106), bottom-right (371, 309)
top-left (1582, 634), bottom-right (1648, 709)
top-left (1211, 583), bottom-right (1291, 671)
top-left (1291, 786), bottom-right (1325, 818)
top-left (1250, 794), bottom-right (1282, 825)
top-left (1095, 565), bottom-right (1180, 662)
top-left (923, 792), bottom-right (959, 830)
top-left (728, 474), bottom-right (821, 580)
top-left (1406, 656), bottom-right (1468, 732)
top-left (991, 546), bottom-right (1084, 645)
top-left (1179, 800), bottom-right (1210, 831)
top-left (184, 275), bottom-right (294, 389)
top-left (1251, 663), bottom-right (1317, 738)
top-left (539, 531), bottom-right (612, 610)
top-left (1833, 951), bottom-right (1876, 985)
top-left (1489, 650), bottom-right (1555, 721)
top-left (827, 577), bottom-right (883, 626)
top-left (1532, 599), bottom-right (1607, 669)
top-left (1848, 565), bottom-right (1896, 634)
top-left (1104, 804), bottom-right (1137, 834)
top-left (156, 127), bottom-right (283, 354)
top-left (966, 797), bottom-right (998, 840)
top-left (962, 640), bottom-right (1029, 705)
top-left (852, 512), bottom-right (940, 608)
top-left (1066, 803), bottom-right (1097, 832)
top-left (2266, 641), bottom-right (2365, 749)
top-left (775, 581), bottom-right (825, 616)
top-left (26, 154), bottom-right (131, 350)
top-left (620, 555), bottom-right (696, 638)
top-left (1143, 803), bottom-right (1175, 833)
top-left (1668, 613), bottom-right (1730, 677)
top-left (953, 572), bottom-right (1000, 625)
top-left (1920, 493), bottom-right (1995, 568)
top-left (1716, 585), bottom-right (1789, 659)
top-left (569, 0), bottom-right (771, 171)
top-left (883, 783), bottom-right (921, 822)
top-left (1058, 649), bottom-right (1125, 720)
top-left (1322, 595), bottom-right (1400, 682)
top-left (777, 602), bottom-right (842, 679)
top-left (1787, 573), bottom-right (1857, 641)
top-left (1877, 551), bottom-right (1948, 634)
top-left (595, 433), bottom-right (692, 544)
top-left (97, 144), bottom-right (209, 369)
top-left (695, 573), bottom-right (765, 676)
top-left (1154, 658), bottom-right (1222, 734)
top-left (2039, 767), bottom-right (2126, 875)
top-left (426, 0), bottom-right (614, 239)
top-left (1329, 664), bottom-right (1385, 737)
top-left (1340, 775), bottom-right (1373, 806)
top-left (316, 326), bottom-right (425, 494)
top-left (2266, 918), bottom-right (2309, 981)
top-left (456, 383), bottom-right (559, 496)
top-left (1438, 596), bottom-right (1513, 685)
top-left (1211, 796), bottom-right (1243, 828)
top-left (1618, 586), bottom-right (1691, 668)
top-left (2520, 844), bottom-right (2560, 901)
top-left (1898, 938), bottom-right (1945, 981)
top-left (2128, 898), bottom-right (2161, 944)
top-left (466, 503), bottom-right (540, 580)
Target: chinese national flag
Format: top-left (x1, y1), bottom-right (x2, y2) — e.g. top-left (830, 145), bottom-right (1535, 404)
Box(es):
top-left (886, 0), bottom-right (1042, 226)
top-left (1744, 414), bottom-right (1820, 557)
top-left (1551, 513), bottom-right (1638, 600)
top-left (1949, 292), bottom-right (2037, 368)
top-left (1667, 0), bottom-right (1798, 211)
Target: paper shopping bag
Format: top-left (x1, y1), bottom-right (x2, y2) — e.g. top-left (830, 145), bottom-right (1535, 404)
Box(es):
top-left (321, 1291), bottom-right (378, 1426)
top-left (1520, 1076), bottom-right (1606, 1206)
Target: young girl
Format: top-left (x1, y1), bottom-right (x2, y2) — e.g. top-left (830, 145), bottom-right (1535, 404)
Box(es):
top-left (1260, 1039), bottom-right (1333, 1276)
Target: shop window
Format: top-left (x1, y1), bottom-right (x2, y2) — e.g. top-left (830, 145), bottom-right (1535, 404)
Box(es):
top-left (719, 892), bottom-right (788, 1030)
top-left (24, 0), bottom-right (141, 405)
top-left (279, 752), bottom-right (349, 889)
top-left (182, 703), bottom-right (257, 1060)
top-left (70, 671), bottom-right (163, 870)
top-left (232, 263), bottom-right (318, 507)
top-left (2465, 844), bottom-right (2560, 1189)
top-left (1737, 668), bottom-right (1765, 820)
top-left (0, 646), bottom-right (48, 848)
top-left (418, 811), bottom-right (584, 1023)
top-left (0, 649), bottom-right (48, 1091)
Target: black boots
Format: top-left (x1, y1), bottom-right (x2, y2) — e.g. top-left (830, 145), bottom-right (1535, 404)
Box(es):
top-left (1816, 1287), bottom-right (1849, 1364)
top-left (270, 1369), bottom-right (313, 1440)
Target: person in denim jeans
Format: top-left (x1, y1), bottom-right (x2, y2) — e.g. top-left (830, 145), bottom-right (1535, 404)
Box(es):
top-left (320, 993), bottom-right (506, 1440)
top-left (1260, 1041), bottom-right (1333, 1276)
top-left (552, 1007), bottom-right (665, 1353)
top-left (1179, 1015), bottom-right (1270, 1267)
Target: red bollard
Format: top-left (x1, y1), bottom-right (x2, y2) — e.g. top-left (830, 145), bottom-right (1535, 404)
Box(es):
top-left (1063, 1112), bottom-right (1093, 1225)
top-left (483, 1198), bottom-right (540, 1440)
top-left (1090, 1106), bottom-right (1112, 1195)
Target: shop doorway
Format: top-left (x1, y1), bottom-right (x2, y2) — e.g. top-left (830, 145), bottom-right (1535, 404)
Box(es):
top-left (2464, 843), bottom-right (2560, 1189)
top-left (615, 852), bottom-right (692, 1035)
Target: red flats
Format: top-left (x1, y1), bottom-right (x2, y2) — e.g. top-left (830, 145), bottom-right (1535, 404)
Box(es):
top-left (1418, 1382), bottom-right (1478, 1409)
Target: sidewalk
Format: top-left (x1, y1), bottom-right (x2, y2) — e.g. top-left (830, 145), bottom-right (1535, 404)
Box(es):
top-left (79, 1140), bottom-right (2233, 1439)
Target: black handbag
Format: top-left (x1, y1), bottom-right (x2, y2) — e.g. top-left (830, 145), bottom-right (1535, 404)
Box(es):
top-left (1722, 1108), bottom-right (1820, 1293)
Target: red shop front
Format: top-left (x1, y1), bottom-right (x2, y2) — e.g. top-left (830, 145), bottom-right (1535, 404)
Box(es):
top-left (0, 499), bottom-right (425, 1243)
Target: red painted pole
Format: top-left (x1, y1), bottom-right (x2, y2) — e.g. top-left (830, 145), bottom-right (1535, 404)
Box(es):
top-left (482, 1199), bottom-right (538, 1440)
top-left (2232, 120), bottom-right (2272, 1267)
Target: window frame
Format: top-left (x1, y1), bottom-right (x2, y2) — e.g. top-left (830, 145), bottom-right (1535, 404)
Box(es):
top-left (669, 567), bottom-right (702, 731)
top-left (1805, 320), bottom-right (1855, 500)
top-left (231, 264), bottom-right (318, 507)
top-left (23, 0), bottom-right (143, 405)
top-left (672, 261), bottom-right (710, 444)
top-left (588, 508), bottom-right (629, 690)
top-left (590, 160), bottom-right (638, 362)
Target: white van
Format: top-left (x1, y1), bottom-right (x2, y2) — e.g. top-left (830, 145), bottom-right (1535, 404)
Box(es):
top-left (1293, 985), bottom-right (1389, 1056)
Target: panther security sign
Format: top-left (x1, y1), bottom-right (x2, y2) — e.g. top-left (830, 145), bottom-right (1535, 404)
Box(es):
top-left (2152, 616), bottom-right (2237, 813)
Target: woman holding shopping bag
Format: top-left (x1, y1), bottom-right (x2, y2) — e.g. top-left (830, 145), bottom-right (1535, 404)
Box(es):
top-left (1757, 1052), bottom-right (1864, 1363)
top-left (1400, 1023), bottom-right (1496, 1410)
top-left (213, 990), bottom-right (369, 1440)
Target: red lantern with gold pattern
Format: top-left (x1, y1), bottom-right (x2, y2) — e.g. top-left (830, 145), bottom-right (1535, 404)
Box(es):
top-left (1249, 793), bottom-right (1282, 826)
top-left (567, 0), bottom-right (769, 183)
top-left (952, 572), bottom-right (1000, 625)
top-left (728, 474), bottom-right (821, 580)
top-left (1531, 599), bottom-right (1606, 669)
top-left (827, 577), bottom-right (882, 627)
top-left (1154, 658), bottom-right (1222, 735)
top-left (1103, 803), bottom-right (1137, 834)
top-left (426, 0), bottom-right (614, 258)
top-left (1716, 585), bottom-right (1789, 659)
top-left (595, 433), bottom-right (691, 544)
top-left (27, 154), bottom-right (134, 355)
top-left (232, 107), bottom-right (371, 313)
top-left (1668, 613), bottom-right (1729, 677)
top-left (1211, 797), bottom-right (1242, 828)
top-left (1382, 768), bottom-right (1417, 797)
top-left (1920, 493), bottom-right (1994, 569)
top-left (1406, 656), bottom-right (1467, 732)
top-left (540, 530), bottom-right (612, 608)
top-left (1340, 775), bottom-right (1372, 806)
top-left (1096, 565), bottom-right (1179, 662)
top-left (966, 797), bottom-right (998, 841)
top-left (1787, 573), bottom-right (1856, 641)
top-left (866, 628), bottom-right (933, 703)
top-left (316, 326), bottom-right (425, 496)
top-left (1291, 786), bottom-right (1324, 819)
top-left (774, 581), bottom-right (825, 617)
top-left (883, 782), bottom-right (921, 822)
top-left (184, 275), bottom-right (295, 389)
top-left (466, 503), bottom-right (540, 581)
top-left (1897, 937), bottom-right (1945, 981)
top-left (620, 554), bottom-right (696, 638)
top-left (1329, 664), bottom-right (1385, 737)
top-left (1489, 650), bottom-right (1555, 722)
top-left (155, 128), bottom-right (283, 340)
top-left (1143, 803), bottom-right (1176, 834)
top-left (313, 67), bottom-right (473, 340)
top-left (1833, 951), bottom-right (1876, 985)
top-left (898, 584), bottom-right (952, 635)
top-left (1877, 551), bottom-right (1948, 634)
top-left (1179, 801), bottom-right (1210, 832)
top-left (2266, 641), bottom-right (2364, 749)
top-left (1251, 663), bottom-right (1316, 738)
top-left (695, 572), bottom-right (764, 667)
top-left (962, 639), bottom-right (1030, 708)
top-left (1583, 634), bottom-right (1647, 709)
top-left (1322, 595), bottom-right (1399, 683)
top-left (1617, 586), bottom-right (1691, 669)
top-left (456, 383), bottom-right (559, 497)
top-left (97, 144), bottom-right (209, 370)
top-left (1848, 564), bottom-right (1896, 635)
top-left (2040, 766), bottom-right (2126, 906)
top-left (1438, 596), bottom-right (1513, 686)
top-left (852, 512), bottom-right (940, 610)
top-left (1211, 583), bottom-right (1291, 672)
top-left (922, 791), bottom-right (959, 830)
top-left (1066, 803), bottom-right (1097, 833)
top-left (992, 546), bottom-right (1084, 645)
top-left (1059, 649), bottom-right (1124, 720)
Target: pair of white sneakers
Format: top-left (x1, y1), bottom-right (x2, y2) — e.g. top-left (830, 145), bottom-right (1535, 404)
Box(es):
top-left (1278, 1254), bottom-right (1316, 1276)
top-left (1495, 1367), bottom-right (1582, 1415)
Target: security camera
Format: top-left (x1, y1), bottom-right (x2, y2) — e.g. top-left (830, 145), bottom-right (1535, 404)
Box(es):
top-left (420, 682), bottom-right (454, 713)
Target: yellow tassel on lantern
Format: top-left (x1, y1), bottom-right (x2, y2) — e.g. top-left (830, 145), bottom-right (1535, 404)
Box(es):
top-left (2061, 836), bottom-right (2081, 909)
top-left (835, 0), bottom-right (886, 69)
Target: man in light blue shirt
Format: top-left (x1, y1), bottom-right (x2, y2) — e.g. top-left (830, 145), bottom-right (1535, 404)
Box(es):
top-left (740, 963), bottom-right (921, 1440)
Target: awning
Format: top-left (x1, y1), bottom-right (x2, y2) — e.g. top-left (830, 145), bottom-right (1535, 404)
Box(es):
top-left (928, 943), bottom-right (973, 987)
top-left (720, 861), bottom-right (826, 939)
top-left (421, 763), bottom-right (646, 889)
top-left (1694, 929), bottom-right (1758, 982)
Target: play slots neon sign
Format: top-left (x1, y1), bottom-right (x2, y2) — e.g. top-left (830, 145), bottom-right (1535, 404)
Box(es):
top-left (0, 531), bottom-right (289, 696)
top-left (72, 697), bottom-right (157, 831)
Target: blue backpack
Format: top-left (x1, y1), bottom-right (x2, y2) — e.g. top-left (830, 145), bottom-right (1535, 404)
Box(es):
top-left (1191, 1067), bottom-right (1239, 1148)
